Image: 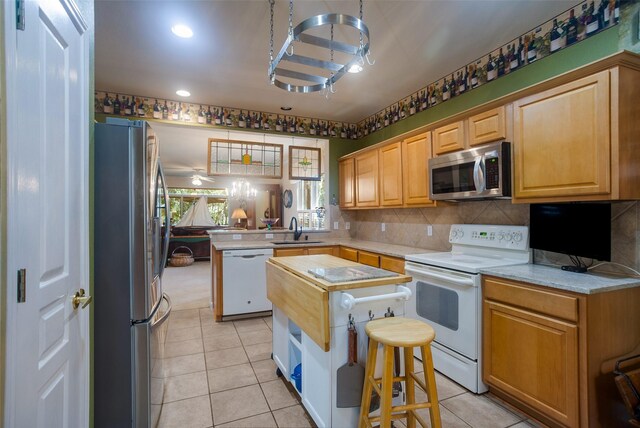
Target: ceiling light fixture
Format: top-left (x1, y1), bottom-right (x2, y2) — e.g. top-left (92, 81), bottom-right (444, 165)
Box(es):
top-left (176, 89), bottom-right (191, 97)
top-left (347, 64), bottom-right (363, 74)
top-left (171, 24), bottom-right (193, 39)
top-left (280, 106), bottom-right (292, 111)
top-left (268, 0), bottom-right (374, 94)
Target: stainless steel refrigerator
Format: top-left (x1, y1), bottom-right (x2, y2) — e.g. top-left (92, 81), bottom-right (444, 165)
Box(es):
top-left (95, 118), bottom-right (171, 427)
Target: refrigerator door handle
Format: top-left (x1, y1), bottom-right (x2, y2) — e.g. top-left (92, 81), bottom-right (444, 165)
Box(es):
top-left (151, 293), bottom-right (172, 328)
top-left (158, 161), bottom-right (171, 279)
top-left (133, 293), bottom-right (163, 325)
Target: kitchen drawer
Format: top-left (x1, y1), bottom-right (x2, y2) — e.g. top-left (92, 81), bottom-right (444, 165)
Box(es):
top-left (274, 248), bottom-right (307, 257)
top-left (339, 247), bottom-right (358, 262)
top-left (307, 246), bottom-right (336, 256)
top-left (358, 250), bottom-right (380, 268)
top-left (483, 276), bottom-right (578, 323)
top-left (380, 255), bottom-right (405, 274)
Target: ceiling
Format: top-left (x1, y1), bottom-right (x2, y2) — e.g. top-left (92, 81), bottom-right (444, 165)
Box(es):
top-left (95, 0), bottom-right (579, 125)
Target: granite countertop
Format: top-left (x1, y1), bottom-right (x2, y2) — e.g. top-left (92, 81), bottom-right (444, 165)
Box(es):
top-left (211, 237), bottom-right (435, 259)
top-left (480, 264), bottom-right (640, 294)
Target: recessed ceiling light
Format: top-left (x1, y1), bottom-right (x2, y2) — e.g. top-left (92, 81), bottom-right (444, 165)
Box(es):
top-left (176, 89), bottom-right (191, 97)
top-left (347, 64), bottom-right (363, 74)
top-left (171, 24), bottom-right (193, 39)
top-left (280, 106), bottom-right (292, 111)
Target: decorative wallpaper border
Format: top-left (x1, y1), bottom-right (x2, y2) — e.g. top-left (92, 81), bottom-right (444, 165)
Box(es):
top-left (356, 0), bottom-right (620, 137)
top-left (96, 0), bottom-right (619, 140)
top-left (94, 91), bottom-right (359, 139)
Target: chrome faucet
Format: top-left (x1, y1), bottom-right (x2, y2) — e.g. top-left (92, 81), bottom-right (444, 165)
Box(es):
top-left (289, 217), bottom-right (302, 241)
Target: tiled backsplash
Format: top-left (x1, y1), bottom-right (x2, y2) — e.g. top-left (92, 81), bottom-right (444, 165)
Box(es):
top-left (337, 201), bottom-right (640, 274)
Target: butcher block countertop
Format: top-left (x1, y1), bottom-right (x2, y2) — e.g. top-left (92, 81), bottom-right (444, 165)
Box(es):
top-left (266, 255), bottom-right (411, 351)
top-left (267, 254), bottom-right (411, 292)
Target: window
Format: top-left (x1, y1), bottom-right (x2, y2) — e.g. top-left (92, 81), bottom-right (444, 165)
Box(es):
top-left (169, 188), bottom-right (229, 225)
top-left (295, 175), bottom-right (326, 229)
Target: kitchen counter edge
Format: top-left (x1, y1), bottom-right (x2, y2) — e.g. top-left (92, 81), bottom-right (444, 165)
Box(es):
top-left (480, 264), bottom-right (640, 294)
top-left (210, 238), bottom-right (434, 259)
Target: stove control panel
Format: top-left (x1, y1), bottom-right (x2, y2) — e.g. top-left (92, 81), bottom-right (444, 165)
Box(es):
top-left (449, 224), bottom-right (529, 250)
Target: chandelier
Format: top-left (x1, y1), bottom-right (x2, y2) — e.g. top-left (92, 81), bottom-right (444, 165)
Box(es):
top-left (229, 179), bottom-right (257, 201)
top-left (268, 0), bottom-right (374, 94)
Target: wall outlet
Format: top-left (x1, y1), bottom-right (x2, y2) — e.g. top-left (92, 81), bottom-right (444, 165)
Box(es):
top-left (232, 234), bottom-right (242, 240)
top-left (265, 233), bottom-right (274, 239)
top-left (333, 221), bottom-right (339, 230)
top-left (381, 223), bottom-right (386, 232)
top-left (345, 222), bottom-right (350, 230)
top-left (427, 225), bottom-right (433, 236)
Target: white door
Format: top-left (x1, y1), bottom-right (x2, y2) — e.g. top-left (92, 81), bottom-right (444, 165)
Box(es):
top-left (4, 0), bottom-right (90, 426)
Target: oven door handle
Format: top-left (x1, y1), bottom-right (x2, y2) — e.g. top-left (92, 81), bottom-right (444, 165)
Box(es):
top-left (405, 266), bottom-right (475, 287)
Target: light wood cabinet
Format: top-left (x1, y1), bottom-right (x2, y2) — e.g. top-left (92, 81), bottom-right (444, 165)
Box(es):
top-left (273, 246), bottom-right (337, 257)
top-left (357, 250), bottom-right (380, 267)
top-left (379, 255), bottom-right (405, 274)
top-left (338, 158), bottom-right (355, 208)
top-left (484, 288), bottom-right (579, 427)
top-left (355, 150), bottom-right (379, 207)
top-left (339, 246), bottom-right (405, 274)
top-left (468, 106), bottom-right (506, 146)
top-left (402, 133), bottom-right (435, 206)
top-left (379, 142), bottom-right (403, 206)
top-left (432, 120), bottom-right (465, 155)
top-left (512, 67), bottom-right (640, 202)
top-left (339, 246), bottom-right (358, 262)
top-left (483, 275), bottom-right (640, 427)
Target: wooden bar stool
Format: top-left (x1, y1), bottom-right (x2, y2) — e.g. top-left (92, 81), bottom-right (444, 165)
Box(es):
top-left (359, 317), bottom-right (441, 428)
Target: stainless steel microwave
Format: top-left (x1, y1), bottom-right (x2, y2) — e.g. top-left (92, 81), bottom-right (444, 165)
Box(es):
top-left (428, 141), bottom-right (511, 200)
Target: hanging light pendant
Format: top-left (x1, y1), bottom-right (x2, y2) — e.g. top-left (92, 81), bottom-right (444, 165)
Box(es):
top-left (268, 0), bottom-right (373, 94)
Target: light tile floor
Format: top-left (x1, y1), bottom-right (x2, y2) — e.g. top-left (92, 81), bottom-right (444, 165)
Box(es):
top-left (161, 261), bottom-right (545, 428)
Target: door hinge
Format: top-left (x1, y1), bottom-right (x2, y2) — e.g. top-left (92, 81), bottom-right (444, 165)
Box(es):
top-left (17, 269), bottom-right (26, 303)
top-left (16, 0), bottom-right (25, 31)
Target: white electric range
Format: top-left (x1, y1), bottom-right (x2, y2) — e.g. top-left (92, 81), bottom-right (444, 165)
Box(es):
top-left (404, 224), bottom-right (531, 393)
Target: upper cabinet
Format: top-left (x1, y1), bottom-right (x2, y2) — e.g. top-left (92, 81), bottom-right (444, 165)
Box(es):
top-left (379, 142), bottom-right (403, 206)
top-left (512, 66), bottom-right (640, 203)
top-left (338, 158), bottom-right (355, 208)
top-left (432, 120), bottom-right (465, 155)
top-left (339, 132), bottom-right (436, 209)
top-left (402, 133), bottom-right (435, 206)
top-left (355, 150), bottom-right (380, 207)
top-left (433, 106), bottom-right (507, 155)
top-left (468, 107), bottom-right (507, 146)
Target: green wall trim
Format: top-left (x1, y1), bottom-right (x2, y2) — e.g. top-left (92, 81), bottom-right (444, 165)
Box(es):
top-left (357, 27), bottom-right (620, 148)
top-left (328, 27), bottom-right (621, 203)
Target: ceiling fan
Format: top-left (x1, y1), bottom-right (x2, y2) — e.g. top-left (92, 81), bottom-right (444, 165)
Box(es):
top-left (191, 169), bottom-right (214, 186)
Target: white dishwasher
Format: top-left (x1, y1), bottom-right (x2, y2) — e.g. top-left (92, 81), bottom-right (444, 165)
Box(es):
top-left (222, 248), bottom-right (273, 318)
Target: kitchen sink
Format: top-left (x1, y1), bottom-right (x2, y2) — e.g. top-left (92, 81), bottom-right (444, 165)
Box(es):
top-left (271, 241), bottom-right (324, 245)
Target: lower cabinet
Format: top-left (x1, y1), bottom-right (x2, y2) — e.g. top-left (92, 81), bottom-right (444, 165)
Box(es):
top-left (273, 246), bottom-right (337, 257)
top-left (483, 275), bottom-right (640, 427)
top-left (484, 299), bottom-right (579, 427)
top-left (340, 246), bottom-right (405, 274)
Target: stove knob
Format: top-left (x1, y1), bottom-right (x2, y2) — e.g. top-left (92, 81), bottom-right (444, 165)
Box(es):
top-left (457, 230), bottom-right (464, 238)
top-left (513, 232), bottom-right (523, 242)
top-left (497, 232), bottom-right (505, 241)
top-left (504, 232), bottom-right (513, 241)
top-left (450, 230), bottom-right (458, 240)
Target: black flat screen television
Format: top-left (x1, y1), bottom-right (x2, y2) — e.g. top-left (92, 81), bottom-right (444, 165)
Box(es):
top-left (529, 203), bottom-right (611, 261)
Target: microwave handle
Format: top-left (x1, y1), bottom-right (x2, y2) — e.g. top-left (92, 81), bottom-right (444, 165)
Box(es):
top-left (473, 156), bottom-right (485, 192)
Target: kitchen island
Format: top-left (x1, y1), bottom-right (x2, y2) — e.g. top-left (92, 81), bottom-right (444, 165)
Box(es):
top-left (266, 254), bottom-right (411, 428)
